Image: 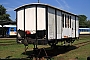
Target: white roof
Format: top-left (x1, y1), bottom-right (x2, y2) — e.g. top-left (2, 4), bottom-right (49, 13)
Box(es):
top-left (14, 3), bottom-right (78, 16)
top-left (0, 25), bottom-right (5, 27)
top-left (0, 25), bottom-right (16, 27)
top-left (79, 28), bottom-right (90, 29)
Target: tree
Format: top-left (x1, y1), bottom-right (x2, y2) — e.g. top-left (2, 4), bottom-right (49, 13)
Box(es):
top-left (0, 5), bottom-right (12, 21)
top-left (78, 15), bottom-right (87, 28)
top-left (86, 20), bottom-right (90, 28)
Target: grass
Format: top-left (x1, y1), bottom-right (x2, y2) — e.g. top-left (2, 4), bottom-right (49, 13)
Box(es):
top-left (0, 40), bottom-right (33, 59)
top-left (61, 43), bottom-right (90, 60)
top-left (0, 35), bottom-right (90, 60)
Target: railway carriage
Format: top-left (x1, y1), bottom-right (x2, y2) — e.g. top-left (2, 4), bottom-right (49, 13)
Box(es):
top-left (79, 28), bottom-right (90, 35)
top-left (5, 25), bottom-right (16, 37)
top-left (14, 3), bottom-right (79, 46)
top-left (0, 25), bottom-right (16, 37)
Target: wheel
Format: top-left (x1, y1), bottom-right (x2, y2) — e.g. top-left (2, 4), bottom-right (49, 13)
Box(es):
top-left (48, 40), bottom-right (58, 48)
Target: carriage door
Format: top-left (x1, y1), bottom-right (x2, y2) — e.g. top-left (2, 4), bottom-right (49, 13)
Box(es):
top-left (72, 16), bottom-right (75, 38)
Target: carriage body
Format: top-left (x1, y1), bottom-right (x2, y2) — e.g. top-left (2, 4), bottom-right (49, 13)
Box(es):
top-left (15, 3), bottom-right (79, 45)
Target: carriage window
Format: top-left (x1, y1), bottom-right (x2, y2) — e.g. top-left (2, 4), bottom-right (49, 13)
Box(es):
top-left (68, 16), bottom-right (69, 28)
top-left (65, 15), bottom-right (69, 28)
top-left (62, 14), bottom-right (64, 28)
top-left (80, 29), bottom-right (82, 32)
top-left (65, 15), bottom-right (66, 27)
top-left (70, 16), bottom-right (71, 28)
top-left (10, 28), bottom-right (14, 31)
top-left (86, 29), bottom-right (88, 32)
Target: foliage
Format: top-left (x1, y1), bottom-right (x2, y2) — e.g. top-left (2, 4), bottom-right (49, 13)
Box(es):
top-left (86, 20), bottom-right (90, 28)
top-left (0, 5), bottom-right (12, 21)
top-left (78, 15), bottom-right (87, 27)
top-left (78, 15), bottom-right (90, 28)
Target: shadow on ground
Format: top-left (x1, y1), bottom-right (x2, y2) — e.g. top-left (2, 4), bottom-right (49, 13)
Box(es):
top-left (0, 45), bottom-right (77, 60)
top-left (22, 45), bottom-right (77, 59)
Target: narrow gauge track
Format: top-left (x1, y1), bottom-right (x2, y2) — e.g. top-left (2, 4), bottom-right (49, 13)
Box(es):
top-left (0, 38), bottom-right (90, 48)
top-left (0, 38), bottom-right (16, 40)
top-left (73, 40), bottom-right (90, 48)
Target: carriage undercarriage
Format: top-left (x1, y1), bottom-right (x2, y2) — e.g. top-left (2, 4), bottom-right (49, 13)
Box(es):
top-left (17, 30), bottom-right (76, 48)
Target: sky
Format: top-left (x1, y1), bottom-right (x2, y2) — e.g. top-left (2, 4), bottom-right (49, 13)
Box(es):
top-left (0, 0), bottom-right (90, 21)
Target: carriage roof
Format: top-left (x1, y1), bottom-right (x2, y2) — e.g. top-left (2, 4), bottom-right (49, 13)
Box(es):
top-left (14, 3), bottom-right (78, 17)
